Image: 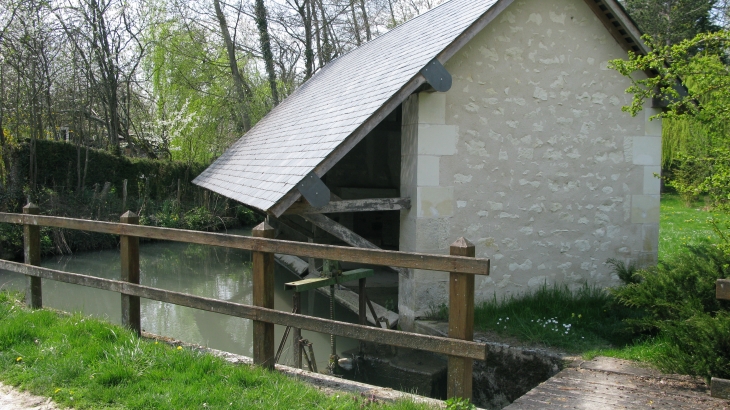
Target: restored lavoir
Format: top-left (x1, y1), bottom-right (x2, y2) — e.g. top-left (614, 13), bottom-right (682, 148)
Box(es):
top-left (195, 0), bottom-right (660, 330)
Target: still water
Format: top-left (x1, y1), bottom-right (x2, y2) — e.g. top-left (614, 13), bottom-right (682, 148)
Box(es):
top-left (0, 228), bottom-right (358, 370)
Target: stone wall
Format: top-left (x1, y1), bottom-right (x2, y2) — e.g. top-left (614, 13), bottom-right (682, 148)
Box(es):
top-left (399, 0), bottom-right (661, 328)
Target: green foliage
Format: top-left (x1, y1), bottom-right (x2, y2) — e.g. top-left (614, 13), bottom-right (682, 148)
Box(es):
top-left (474, 285), bottom-right (639, 352)
top-left (611, 244), bottom-right (730, 380)
top-left (145, 20), bottom-right (276, 165)
top-left (424, 302), bottom-right (449, 321)
top-left (610, 31), bottom-right (730, 210)
top-left (7, 139), bottom-right (205, 200)
top-left (606, 258), bottom-right (639, 285)
top-left (0, 139), bottom-right (263, 258)
top-left (0, 291), bottom-right (429, 410)
top-left (444, 397), bottom-right (476, 410)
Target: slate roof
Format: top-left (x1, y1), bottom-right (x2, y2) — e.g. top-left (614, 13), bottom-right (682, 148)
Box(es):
top-left (193, 0), bottom-right (645, 215)
top-left (193, 0), bottom-right (499, 213)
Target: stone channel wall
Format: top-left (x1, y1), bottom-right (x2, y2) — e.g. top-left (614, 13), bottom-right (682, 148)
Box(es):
top-left (399, 0), bottom-right (661, 329)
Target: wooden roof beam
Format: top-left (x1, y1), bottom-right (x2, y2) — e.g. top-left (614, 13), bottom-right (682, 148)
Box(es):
top-left (284, 197), bottom-right (411, 215)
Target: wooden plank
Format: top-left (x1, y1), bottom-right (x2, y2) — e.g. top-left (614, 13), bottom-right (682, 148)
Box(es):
top-left (301, 213), bottom-right (408, 275)
top-left (120, 211), bottom-right (141, 336)
top-left (284, 269), bottom-right (374, 292)
top-left (302, 213), bottom-right (380, 250)
top-left (252, 222), bottom-right (276, 369)
top-left (447, 237), bottom-right (476, 401)
top-left (268, 217), bottom-right (310, 242)
top-left (292, 292), bottom-right (302, 369)
top-left (717, 279), bottom-right (730, 301)
top-left (0, 213), bottom-right (489, 275)
top-left (23, 204), bottom-right (41, 309)
top-left (284, 198), bottom-right (411, 215)
top-left (0, 259), bottom-right (488, 360)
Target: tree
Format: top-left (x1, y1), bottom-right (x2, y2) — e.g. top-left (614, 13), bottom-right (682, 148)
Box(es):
top-left (610, 31), bottom-right (730, 207)
top-left (213, 0), bottom-right (252, 133)
top-left (623, 0), bottom-right (719, 45)
top-left (254, 0), bottom-right (279, 105)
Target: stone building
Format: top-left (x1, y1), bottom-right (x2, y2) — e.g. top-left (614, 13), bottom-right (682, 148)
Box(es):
top-left (194, 0), bottom-right (661, 330)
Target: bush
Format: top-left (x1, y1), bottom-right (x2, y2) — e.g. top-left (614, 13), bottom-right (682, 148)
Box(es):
top-left (611, 244), bottom-right (730, 380)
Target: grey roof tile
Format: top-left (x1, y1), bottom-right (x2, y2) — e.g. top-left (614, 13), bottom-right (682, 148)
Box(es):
top-left (193, 0), bottom-right (499, 212)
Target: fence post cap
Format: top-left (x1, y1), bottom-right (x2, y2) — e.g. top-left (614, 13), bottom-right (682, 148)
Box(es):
top-left (450, 237), bottom-right (475, 258)
top-left (252, 221), bottom-right (275, 238)
top-left (23, 203), bottom-right (40, 214)
top-left (121, 211), bottom-right (140, 224)
top-left (450, 237), bottom-right (474, 250)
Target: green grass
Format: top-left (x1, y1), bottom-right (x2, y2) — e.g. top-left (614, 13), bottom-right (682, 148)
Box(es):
top-left (473, 285), bottom-right (639, 352)
top-left (0, 291), bottom-right (430, 410)
top-left (659, 194), bottom-right (730, 259)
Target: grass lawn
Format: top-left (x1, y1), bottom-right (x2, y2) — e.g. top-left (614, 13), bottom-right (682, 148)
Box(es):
top-left (659, 194), bottom-right (730, 259)
top-left (0, 292), bottom-right (430, 410)
top-left (471, 194), bottom-right (728, 364)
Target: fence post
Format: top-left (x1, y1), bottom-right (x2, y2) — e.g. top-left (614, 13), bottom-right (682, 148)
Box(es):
top-left (447, 237), bottom-right (475, 400)
top-left (23, 203), bottom-right (41, 309)
top-left (252, 221), bottom-right (276, 369)
top-left (120, 211), bottom-right (141, 336)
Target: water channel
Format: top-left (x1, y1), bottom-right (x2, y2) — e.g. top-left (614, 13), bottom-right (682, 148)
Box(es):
top-left (0, 228), bottom-right (358, 370)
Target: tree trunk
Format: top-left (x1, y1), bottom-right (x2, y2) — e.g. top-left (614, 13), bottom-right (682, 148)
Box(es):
top-left (312, 0), bottom-right (324, 68)
top-left (318, 0), bottom-right (332, 63)
top-left (349, 0), bottom-right (362, 46)
top-left (296, 0), bottom-right (314, 79)
top-left (213, 0), bottom-right (251, 132)
top-left (254, 0), bottom-right (280, 106)
top-left (387, 0), bottom-right (397, 27)
top-left (358, 0), bottom-right (371, 41)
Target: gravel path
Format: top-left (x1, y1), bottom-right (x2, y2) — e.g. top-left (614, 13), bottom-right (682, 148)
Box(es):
top-left (0, 383), bottom-right (58, 410)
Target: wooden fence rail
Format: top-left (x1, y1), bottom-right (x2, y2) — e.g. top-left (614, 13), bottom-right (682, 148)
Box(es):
top-left (0, 206), bottom-right (491, 401)
top-left (0, 213), bottom-right (488, 275)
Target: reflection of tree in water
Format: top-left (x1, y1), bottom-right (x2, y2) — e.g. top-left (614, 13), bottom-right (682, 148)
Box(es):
top-left (139, 240), bottom-right (255, 355)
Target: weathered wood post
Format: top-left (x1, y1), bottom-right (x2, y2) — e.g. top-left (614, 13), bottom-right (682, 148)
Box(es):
top-left (447, 237), bottom-right (475, 400)
top-left (711, 279), bottom-right (730, 399)
top-left (120, 211), bottom-right (141, 336)
top-left (23, 203), bottom-right (41, 308)
top-left (122, 179), bottom-right (128, 212)
top-left (292, 292), bottom-right (302, 369)
top-left (252, 221), bottom-right (276, 369)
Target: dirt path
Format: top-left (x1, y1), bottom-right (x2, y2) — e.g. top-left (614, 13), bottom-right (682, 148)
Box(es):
top-left (0, 383), bottom-right (58, 410)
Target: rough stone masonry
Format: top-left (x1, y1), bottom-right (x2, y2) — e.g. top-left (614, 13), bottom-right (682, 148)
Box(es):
top-left (398, 0), bottom-right (661, 330)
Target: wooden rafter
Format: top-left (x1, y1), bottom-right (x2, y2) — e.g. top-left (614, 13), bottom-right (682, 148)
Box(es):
top-left (301, 213), bottom-right (408, 275)
top-left (284, 197), bottom-right (411, 215)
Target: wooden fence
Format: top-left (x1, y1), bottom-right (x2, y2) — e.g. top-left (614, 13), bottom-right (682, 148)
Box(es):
top-left (0, 203), bottom-right (491, 400)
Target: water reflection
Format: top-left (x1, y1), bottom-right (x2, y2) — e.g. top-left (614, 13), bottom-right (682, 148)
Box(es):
top-left (0, 229), bottom-right (358, 370)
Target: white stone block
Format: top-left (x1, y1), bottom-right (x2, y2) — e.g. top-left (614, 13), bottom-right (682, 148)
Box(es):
top-left (643, 166), bottom-right (661, 195)
top-left (417, 186), bottom-right (454, 218)
top-left (418, 124), bottom-right (457, 155)
top-left (418, 92), bottom-right (446, 124)
top-left (632, 136), bottom-right (661, 166)
top-left (645, 108), bottom-right (663, 136)
top-left (631, 194), bottom-right (660, 224)
top-left (417, 155), bottom-right (440, 187)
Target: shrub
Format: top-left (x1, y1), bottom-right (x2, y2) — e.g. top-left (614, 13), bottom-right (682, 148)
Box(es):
top-left (611, 244), bottom-right (730, 380)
